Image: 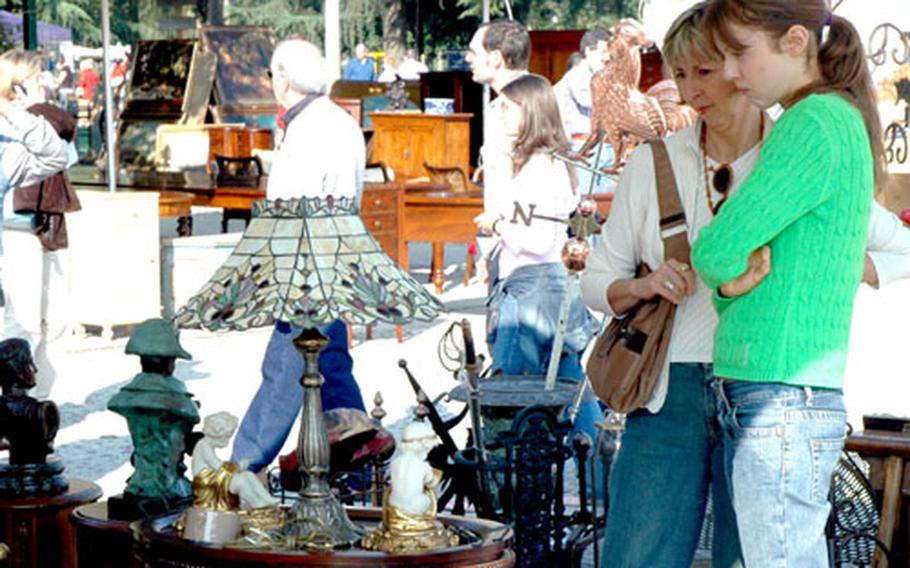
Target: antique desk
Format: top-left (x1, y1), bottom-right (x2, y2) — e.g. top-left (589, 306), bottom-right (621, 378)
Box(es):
top-left (401, 188), bottom-right (483, 295)
top-left (368, 112), bottom-right (472, 181)
top-left (0, 479), bottom-right (102, 568)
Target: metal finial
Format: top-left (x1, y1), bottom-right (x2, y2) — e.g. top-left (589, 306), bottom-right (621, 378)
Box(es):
top-left (371, 392), bottom-right (386, 424)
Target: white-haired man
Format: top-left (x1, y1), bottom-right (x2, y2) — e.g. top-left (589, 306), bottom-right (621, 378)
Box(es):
top-left (231, 39), bottom-right (367, 476)
top-left (266, 40), bottom-right (365, 205)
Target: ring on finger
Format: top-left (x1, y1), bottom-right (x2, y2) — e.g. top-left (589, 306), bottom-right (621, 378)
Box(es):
top-left (664, 280), bottom-right (676, 292)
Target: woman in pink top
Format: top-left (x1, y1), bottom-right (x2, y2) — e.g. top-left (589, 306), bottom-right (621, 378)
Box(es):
top-left (476, 73), bottom-right (601, 442)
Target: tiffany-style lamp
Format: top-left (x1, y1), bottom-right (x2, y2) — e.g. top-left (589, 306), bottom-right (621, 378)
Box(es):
top-left (175, 196), bottom-right (443, 548)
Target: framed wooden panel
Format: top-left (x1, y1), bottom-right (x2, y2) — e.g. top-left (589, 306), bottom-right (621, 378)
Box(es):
top-left (122, 40), bottom-right (196, 120)
top-left (200, 25), bottom-right (277, 114)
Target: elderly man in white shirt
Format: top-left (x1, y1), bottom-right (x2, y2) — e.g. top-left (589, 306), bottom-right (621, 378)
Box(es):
top-left (266, 41), bottom-right (365, 206)
top-left (231, 39), bottom-right (368, 475)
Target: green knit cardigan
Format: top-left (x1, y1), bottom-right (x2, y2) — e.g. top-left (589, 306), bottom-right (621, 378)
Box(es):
top-left (692, 93), bottom-right (873, 389)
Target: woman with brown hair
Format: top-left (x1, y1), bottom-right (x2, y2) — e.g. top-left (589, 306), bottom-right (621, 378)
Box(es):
top-left (692, 1), bottom-right (882, 565)
top-left (475, 73), bottom-right (601, 443)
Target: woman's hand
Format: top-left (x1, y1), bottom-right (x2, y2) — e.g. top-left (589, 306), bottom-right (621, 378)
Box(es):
top-left (862, 254), bottom-right (879, 288)
top-left (719, 246), bottom-right (771, 298)
top-left (634, 258), bottom-right (696, 305)
top-left (606, 258), bottom-right (695, 315)
top-left (474, 211), bottom-right (501, 235)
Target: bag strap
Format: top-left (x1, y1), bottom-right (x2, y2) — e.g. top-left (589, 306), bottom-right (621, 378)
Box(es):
top-left (649, 139), bottom-right (691, 264)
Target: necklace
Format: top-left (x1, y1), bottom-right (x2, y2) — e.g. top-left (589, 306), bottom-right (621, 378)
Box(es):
top-left (700, 113), bottom-right (764, 215)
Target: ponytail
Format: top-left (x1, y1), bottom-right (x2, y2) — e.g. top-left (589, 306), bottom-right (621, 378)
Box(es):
top-left (705, 0), bottom-right (886, 189)
top-left (817, 15), bottom-right (885, 189)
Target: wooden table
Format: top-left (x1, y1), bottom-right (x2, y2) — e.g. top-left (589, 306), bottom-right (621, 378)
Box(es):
top-left (69, 168), bottom-right (267, 233)
top-left (0, 479), bottom-right (102, 568)
top-left (400, 188), bottom-right (483, 294)
top-left (158, 191), bottom-right (195, 236)
top-left (845, 429), bottom-right (910, 567)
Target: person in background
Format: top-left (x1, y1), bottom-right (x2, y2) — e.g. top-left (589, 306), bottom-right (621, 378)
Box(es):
top-left (2, 50), bottom-right (80, 400)
top-left (465, 18), bottom-right (530, 283)
top-left (554, 27), bottom-right (614, 193)
top-left (0, 49), bottom-right (68, 321)
top-left (692, 1), bottom-right (883, 565)
top-left (231, 39), bottom-right (367, 477)
top-left (397, 48), bottom-right (429, 80)
top-left (554, 27), bottom-right (612, 145)
top-left (342, 43), bottom-right (377, 82)
top-left (75, 58), bottom-right (99, 102)
top-left (474, 73), bottom-right (601, 454)
top-left (377, 54), bottom-right (399, 83)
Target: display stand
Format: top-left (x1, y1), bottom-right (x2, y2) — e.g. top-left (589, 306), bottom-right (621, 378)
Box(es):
top-left (0, 478), bottom-right (101, 568)
top-left (133, 507), bottom-right (514, 568)
top-left (70, 500), bottom-right (139, 568)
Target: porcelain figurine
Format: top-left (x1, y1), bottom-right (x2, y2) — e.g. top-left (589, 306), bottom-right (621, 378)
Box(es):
top-left (361, 419), bottom-right (458, 553)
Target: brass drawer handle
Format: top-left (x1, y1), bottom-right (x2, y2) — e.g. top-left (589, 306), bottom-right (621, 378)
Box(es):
top-left (373, 220), bottom-right (382, 229)
top-left (373, 198), bottom-right (382, 207)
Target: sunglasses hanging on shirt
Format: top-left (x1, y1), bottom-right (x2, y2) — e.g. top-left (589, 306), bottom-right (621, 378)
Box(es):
top-left (700, 114), bottom-right (764, 216)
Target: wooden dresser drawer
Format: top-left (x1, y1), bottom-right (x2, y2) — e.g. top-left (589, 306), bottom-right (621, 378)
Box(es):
top-left (361, 187), bottom-right (398, 214)
top-left (361, 211), bottom-right (397, 234)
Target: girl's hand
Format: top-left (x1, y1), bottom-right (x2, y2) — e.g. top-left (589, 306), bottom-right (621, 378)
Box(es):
top-left (474, 212), bottom-right (500, 235)
top-left (719, 246), bottom-right (771, 298)
top-left (634, 258), bottom-right (695, 305)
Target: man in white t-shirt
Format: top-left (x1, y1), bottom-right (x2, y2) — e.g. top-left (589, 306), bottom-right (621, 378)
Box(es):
top-left (465, 19), bottom-right (530, 279)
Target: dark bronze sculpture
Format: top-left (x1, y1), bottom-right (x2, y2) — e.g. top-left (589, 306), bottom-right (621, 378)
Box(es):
top-left (0, 338), bottom-right (67, 495)
top-left (107, 318), bottom-right (200, 519)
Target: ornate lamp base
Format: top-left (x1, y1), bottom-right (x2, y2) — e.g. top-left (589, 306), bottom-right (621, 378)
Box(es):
top-left (286, 494), bottom-right (364, 549)
top-left (282, 327), bottom-right (364, 550)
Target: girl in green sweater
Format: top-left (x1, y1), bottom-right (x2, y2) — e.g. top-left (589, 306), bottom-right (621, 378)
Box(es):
top-left (692, 1), bottom-right (883, 566)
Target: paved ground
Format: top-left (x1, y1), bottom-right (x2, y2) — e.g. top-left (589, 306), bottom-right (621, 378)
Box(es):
top-left (3, 211), bottom-right (908, 567)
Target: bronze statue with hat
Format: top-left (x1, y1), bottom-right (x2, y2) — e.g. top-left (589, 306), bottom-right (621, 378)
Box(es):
top-left (107, 318), bottom-right (201, 519)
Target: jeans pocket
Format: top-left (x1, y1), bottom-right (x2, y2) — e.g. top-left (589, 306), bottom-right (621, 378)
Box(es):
top-left (810, 436), bottom-right (844, 503)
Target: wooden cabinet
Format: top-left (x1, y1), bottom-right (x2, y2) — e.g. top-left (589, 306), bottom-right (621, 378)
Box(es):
top-left (360, 182), bottom-right (401, 265)
top-left (368, 112), bottom-right (472, 181)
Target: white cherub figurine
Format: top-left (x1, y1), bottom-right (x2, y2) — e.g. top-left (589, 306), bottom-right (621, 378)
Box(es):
top-left (191, 411), bottom-right (278, 510)
top-left (388, 420), bottom-right (440, 517)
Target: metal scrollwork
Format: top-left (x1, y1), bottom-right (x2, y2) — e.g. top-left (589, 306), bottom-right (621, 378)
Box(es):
top-left (884, 122), bottom-right (908, 165)
top-left (867, 22), bottom-right (910, 71)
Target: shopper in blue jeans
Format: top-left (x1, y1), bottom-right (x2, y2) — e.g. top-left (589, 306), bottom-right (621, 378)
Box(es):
top-left (231, 320), bottom-right (365, 472)
top-left (486, 262), bottom-right (601, 443)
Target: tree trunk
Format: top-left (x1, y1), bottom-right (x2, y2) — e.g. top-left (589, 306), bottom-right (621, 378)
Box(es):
top-left (380, 0), bottom-right (406, 62)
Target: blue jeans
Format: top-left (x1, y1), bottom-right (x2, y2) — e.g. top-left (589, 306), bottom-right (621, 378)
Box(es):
top-left (486, 263), bottom-right (601, 444)
top-left (231, 320), bottom-right (365, 472)
top-left (602, 363), bottom-right (743, 568)
top-left (714, 380), bottom-right (846, 568)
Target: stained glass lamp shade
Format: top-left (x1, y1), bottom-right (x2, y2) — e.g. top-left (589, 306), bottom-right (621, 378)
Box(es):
top-left (175, 196), bottom-right (443, 331)
top-left (173, 196), bottom-right (443, 548)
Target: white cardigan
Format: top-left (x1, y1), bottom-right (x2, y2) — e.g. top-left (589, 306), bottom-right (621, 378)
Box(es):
top-left (581, 117), bottom-right (910, 413)
top-left (267, 96), bottom-right (365, 205)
